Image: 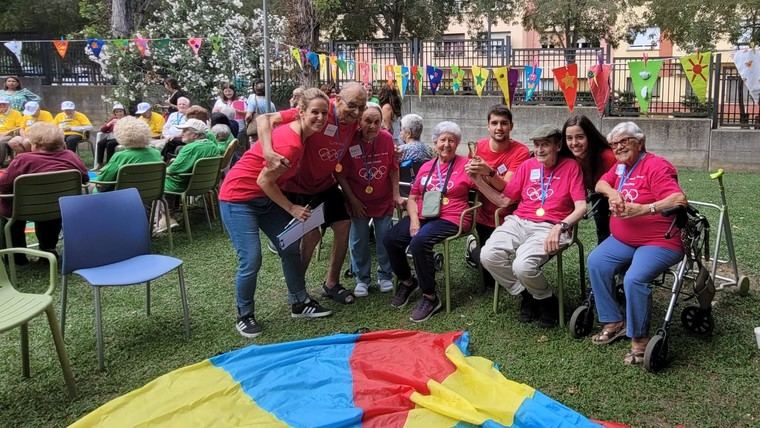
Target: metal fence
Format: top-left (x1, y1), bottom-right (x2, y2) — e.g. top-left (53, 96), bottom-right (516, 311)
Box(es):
top-left (0, 41), bottom-right (110, 85)
top-left (718, 64), bottom-right (760, 128)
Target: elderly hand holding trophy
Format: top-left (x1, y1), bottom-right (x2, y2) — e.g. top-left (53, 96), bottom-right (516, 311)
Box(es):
top-left (464, 140), bottom-right (495, 178)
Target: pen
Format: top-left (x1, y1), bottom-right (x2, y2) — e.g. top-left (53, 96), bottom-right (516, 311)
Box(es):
top-left (284, 200), bottom-right (315, 229)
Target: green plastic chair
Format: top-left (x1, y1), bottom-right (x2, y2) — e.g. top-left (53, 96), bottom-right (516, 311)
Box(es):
top-left (165, 156), bottom-right (222, 242)
top-left (491, 206), bottom-right (586, 328)
top-left (0, 248), bottom-right (76, 397)
top-left (91, 162), bottom-right (173, 250)
top-left (0, 170), bottom-right (84, 283)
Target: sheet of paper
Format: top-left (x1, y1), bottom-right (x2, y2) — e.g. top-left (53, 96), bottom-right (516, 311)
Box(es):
top-left (277, 203), bottom-right (325, 250)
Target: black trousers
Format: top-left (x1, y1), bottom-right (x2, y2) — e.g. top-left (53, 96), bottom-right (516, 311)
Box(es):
top-left (65, 135), bottom-right (83, 152)
top-left (10, 219), bottom-right (62, 263)
top-left (96, 138), bottom-right (119, 164)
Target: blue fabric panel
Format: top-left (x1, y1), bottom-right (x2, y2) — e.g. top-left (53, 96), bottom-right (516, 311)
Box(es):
top-left (513, 391), bottom-right (602, 428)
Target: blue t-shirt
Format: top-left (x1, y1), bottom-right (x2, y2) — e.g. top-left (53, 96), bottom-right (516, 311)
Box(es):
top-left (245, 95), bottom-right (276, 114)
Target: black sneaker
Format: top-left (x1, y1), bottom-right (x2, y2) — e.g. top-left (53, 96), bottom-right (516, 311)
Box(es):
top-left (236, 314), bottom-right (262, 338)
top-left (391, 278), bottom-right (417, 308)
top-left (291, 298), bottom-right (333, 318)
top-left (537, 295), bottom-right (559, 328)
top-left (410, 294), bottom-right (442, 323)
top-left (518, 290), bottom-right (539, 323)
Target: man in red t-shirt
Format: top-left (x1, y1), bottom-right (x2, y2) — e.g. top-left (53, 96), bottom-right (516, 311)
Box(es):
top-left (255, 82), bottom-right (367, 304)
top-left (464, 105), bottom-right (529, 290)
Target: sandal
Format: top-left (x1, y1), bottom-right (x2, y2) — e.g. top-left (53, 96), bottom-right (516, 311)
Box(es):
top-left (591, 323), bottom-right (626, 345)
top-left (322, 283), bottom-right (355, 304)
top-left (623, 349), bottom-right (645, 365)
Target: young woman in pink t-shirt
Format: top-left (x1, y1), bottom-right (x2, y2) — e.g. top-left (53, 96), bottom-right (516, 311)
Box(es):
top-left (473, 125), bottom-right (587, 328)
top-left (588, 121), bottom-right (687, 365)
top-left (336, 104), bottom-right (403, 298)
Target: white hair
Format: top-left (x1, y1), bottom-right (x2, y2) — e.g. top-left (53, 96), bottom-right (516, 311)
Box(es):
top-left (211, 124), bottom-right (231, 141)
top-left (401, 114), bottom-right (424, 140)
top-left (607, 121), bottom-right (646, 147)
top-left (431, 121), bottom-right (462, 144)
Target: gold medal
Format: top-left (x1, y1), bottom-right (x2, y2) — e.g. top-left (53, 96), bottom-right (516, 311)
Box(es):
top-left (442, 197), bottom-right (449, 205)
top-left (536, 207), bottom-right (545, 217)
top-left (334, 163), bottom-right (343, 173)
top-left (365, 185), bottom-right (374, 194)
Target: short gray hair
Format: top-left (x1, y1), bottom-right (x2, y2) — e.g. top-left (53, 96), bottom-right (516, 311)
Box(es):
top-left (607, 121), bottom-right (646, 147)
top-left (401, 114), bottom-right (424, 140)
top-left (211, 124), bottom-right (231, 141)
top-left (431, 121), bottom-right (462, 144)
top-left (220, 105), bottom-right (235, 121)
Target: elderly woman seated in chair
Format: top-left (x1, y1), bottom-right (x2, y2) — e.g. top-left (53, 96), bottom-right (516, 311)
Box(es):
top-left (94, 116), bottom-right (162, 192)
top-left (588, 121), bottom-right (687, 365)
top-left (473, 125), bottom-right (586, 328)
top-left (0, 122), bottom-right (88, 264)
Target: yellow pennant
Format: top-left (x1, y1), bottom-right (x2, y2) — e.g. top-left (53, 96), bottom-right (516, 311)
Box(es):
top-left (471, 66), bottom-right (489, 97)
top-left (493, 66), bottom-right (511, 106)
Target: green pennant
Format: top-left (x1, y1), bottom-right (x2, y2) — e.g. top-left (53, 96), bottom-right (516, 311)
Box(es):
top-left (153, 38), bottom-right (171, 50)
top-left (209, 35), bottom-right (223, 53)
top-left (337, 59), bottom-right (347, 74)
top-left (112, 39), bottom-right (129, 49)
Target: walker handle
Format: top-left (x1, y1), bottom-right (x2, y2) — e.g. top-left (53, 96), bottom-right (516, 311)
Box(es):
top-left (709, 168), bottom-right (724, 180)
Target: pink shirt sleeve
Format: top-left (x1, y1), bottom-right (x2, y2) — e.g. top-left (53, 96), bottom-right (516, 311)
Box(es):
top-left (649, 157), bottom-right (682, 199)
top-left (504, 161), bottom-right (527, 201)
top-left (600, 163), bottom-right (618, 187)
top-left (567, 161), bottom-right (587, 202)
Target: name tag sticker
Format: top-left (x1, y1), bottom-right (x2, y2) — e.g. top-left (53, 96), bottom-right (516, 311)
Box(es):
top-left (324, 124), bottom-right (338, 137)
top-left (497, 164), bottom-right (508, 175)
top-left (529, 168), bottom-right (540, 180)
top-left (349, 144), bottom-right (362, 158)
top-left (616, 164), bottom-right (626, 176)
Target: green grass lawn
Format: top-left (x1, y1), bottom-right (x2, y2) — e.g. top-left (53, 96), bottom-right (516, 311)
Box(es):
top-left (1, 169), bottom-right (759, 427)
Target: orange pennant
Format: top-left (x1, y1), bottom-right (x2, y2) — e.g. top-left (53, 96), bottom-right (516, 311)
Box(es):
top-left (53, 40), bottom-right (69, 59)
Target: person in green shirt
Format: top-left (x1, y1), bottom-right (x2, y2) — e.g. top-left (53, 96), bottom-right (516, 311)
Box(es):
top-left (164, 118), bottom-right (220, 193)
top-left (211, 123), bottom-right (234, 155)
top-left (95, 116), bottom-right (162, 191)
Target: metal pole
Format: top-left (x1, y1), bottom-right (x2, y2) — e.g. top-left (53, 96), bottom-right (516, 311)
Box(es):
top-left (262, 0), bottom-right (272, 112)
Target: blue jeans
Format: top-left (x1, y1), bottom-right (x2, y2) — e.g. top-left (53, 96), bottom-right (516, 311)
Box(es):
top-left (349, 216), bottom-right (393, 285)
top-left (588, 236), bottom-right (682, 338)
top-left (220, 198), bottom-right (309, 317)
top-left (384, 216), bottom-right (458, 294)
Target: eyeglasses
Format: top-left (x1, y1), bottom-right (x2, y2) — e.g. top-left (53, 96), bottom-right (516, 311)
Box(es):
top-left (610, 137), bottom-right (638, 148)
top-left (342, 100), bottom-right (365, 111)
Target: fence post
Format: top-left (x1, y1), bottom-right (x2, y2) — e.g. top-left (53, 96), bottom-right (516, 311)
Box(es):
top-left (711, 53), bottom-right (721, 129)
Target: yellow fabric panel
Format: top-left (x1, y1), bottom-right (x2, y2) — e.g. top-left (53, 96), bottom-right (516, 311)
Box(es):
top-left (0, 109), bottom-right (23, 134)
top-left (70, 360), bottom-right (288, 428)
top-left (21, 110), bottom-right (54, 130)
top-left (405, 344), bottom-right (535, 428)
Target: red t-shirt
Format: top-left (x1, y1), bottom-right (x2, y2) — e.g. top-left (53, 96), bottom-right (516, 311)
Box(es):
top-left (339, 129), bottom-right (398, 217)
top-left (472, 138), bottom-right (530, 227)
top-left (579, 146), bottom-right (617, 191)
top-left (505, 157), bottom-right (586, 224)
top-left (219, 124), bottom-right (304, 202)
top-left (411, 155), bottom-right (475, 229)
top-left (600, 153), bottom-right (684, 253)
top-left (279, 101), bottom-right (358, 195)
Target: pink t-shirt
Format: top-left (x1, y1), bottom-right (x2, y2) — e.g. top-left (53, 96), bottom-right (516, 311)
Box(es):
top-left (600, 153), bottom-right (684, 253)
top-left (339, 129), bottom-right (398, 218)
top-left (472, 138), bottom-right (530, 227)
top-left (220, 124), bottom-right (303, 202)
top-left (411, 155), bottom-right (475, 229)
top-left (279, 101), bottom-right (358, 194)
top-left (505, 157), bottom-right (586, 224)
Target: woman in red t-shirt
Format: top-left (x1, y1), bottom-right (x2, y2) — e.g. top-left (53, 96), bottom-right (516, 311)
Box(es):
top-left (562, 114), bottom-right (617, 243)
top-left (218, 88), bottom-right (333, 339)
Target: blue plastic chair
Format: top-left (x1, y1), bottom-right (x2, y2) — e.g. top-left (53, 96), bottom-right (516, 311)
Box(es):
top-left (59, 188), bottom-right (190, 371)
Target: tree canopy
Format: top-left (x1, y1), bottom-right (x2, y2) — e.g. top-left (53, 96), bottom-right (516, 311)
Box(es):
top-left (521, 0), bottom-right (627, 49)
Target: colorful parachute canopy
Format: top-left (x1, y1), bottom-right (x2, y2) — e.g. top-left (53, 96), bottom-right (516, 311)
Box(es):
top-left (72, 330), bottom-right (620, 428)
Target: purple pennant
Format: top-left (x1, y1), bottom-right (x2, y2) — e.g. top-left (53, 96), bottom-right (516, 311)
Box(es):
top-left (426, 65), bottom-right (443, 95)
top-left (508, 68), bottom-right (519, 105)
top-left (307, 52), bottom-right (320, 70)
top-left (86, 38), bottom-right (106, 58)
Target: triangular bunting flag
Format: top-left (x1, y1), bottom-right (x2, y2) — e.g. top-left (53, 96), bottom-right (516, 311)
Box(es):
top-left (524, 65), bottom-right (542, 102)
top-left (86, 38), bottom-right (105, 58)
top-left (319, 54), bottom-right (328, 80)
top-left (53, 40), bottom-right (69, 59)
top-left (385, 65), bottom-right (395, 86)
top-left (680, 52), bottom-right (711, 102)
top-left (451, 65), bottom-right (464, 94)
top-left (507, 68), bottom-right (519, 106)
top-left (3, 41), bottom-right (22, 65)
top-left (111, 39), bottom-right (129, 50)
top-left (629, 59), bottom-right (663, 114)
top-left (493, 67), bottom-right (511, 106)
top-left (471, 65), bottom-right (489, 97)
top-left (290, 47), bottom-right (303, 69)
top-left (152, 38), bottom-right (170, 50)
top-left (588, 63), bottom-right (612, 116)
top-left (209, 35), bottom-right (223, 53)
top-left (307, 52), bottom-right (320, 70)
top-left (553, 64), bottom-right (578, 112)
top-left (134, 37), bottom-right (150, 57)
top-left (372, 63), bottom-right (379, 80)
top-left (359, 63), bottom-right (370, 84)
top-left (347, 60), bottom-right (355, 79)
top-left (187, 37), bottom-right (203, 56)
top-left (400, 66), bottom-right (410, 98)
top-left (337, 58), bottom-right (347, 75)
top-left (427, 65), bottom-right (443, 95)
top-left (413, 65), bottom-right (423, 99)
top-left (329, 54), bottom-right (338, 81)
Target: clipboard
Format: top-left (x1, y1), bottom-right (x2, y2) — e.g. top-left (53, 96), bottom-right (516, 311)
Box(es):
top-left (276, 203), bottom-right (326, 250)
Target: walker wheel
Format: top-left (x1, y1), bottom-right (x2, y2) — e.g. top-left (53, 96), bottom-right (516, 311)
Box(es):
top-left (568, 305), bottom-right (594, 339)
top-left (644, 333), bottom-right (669, 372)
top-left (680, 305), bottom-right (714, 336)
top-left (738, 275), bottom-right (750, 297)
top-left (433, 253), bottom-right (444, 272)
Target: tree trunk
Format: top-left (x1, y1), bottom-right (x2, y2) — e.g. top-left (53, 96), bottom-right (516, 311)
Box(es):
top-left (111, 0), bottom-right (134, 37)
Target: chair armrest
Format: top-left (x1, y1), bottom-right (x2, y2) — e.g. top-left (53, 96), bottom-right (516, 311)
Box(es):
top-left (0, 248), bottom-right (57, 294)
top-left (494, 206), bottom-right (508, 227)
top-left (89, 179), bottom-right (116, 185)
top-left (0, 193), bottom-right (13, 199)
top-left (449, 201), bottom-right (482, 240)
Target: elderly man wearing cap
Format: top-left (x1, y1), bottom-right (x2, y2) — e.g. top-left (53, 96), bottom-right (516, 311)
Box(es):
top-left (54, 101), bottom-right (93, 152)
top-left (6, 101), bottom-right (55, 157)
top-left (472, 125), bottom-right (586, 327)
top-left (0, 95), bottom-right (24, 162)
top-left (164, 118), bottom-right (220, 193)
top-left (135, 101), bottom-right (165, 140)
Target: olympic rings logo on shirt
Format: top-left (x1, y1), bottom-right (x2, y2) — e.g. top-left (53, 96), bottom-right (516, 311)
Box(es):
top-left (359, 166), bottom-right (388, 179)
top-left (426, 180), bottom-right (454, 191)
top-left (525, 186), bottom-right (554, 201)
top-left (620, 189), bottom-right (639, 202)
top-left (318, 148), bottom-right (341, 162)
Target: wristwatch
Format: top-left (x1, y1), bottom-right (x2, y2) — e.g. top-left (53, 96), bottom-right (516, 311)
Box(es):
top-left (648, 203), bottom-right (657, 214)
top-left (559, 222), bottom-right (571, 233)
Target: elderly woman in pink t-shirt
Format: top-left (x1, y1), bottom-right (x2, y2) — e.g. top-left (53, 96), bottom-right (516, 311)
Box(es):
top-left (473, 125), bottom-right (587, 328)
top-left (588, 121), bottom-right (687, 365)
top-left (383, 121), bottom-right (475, 323)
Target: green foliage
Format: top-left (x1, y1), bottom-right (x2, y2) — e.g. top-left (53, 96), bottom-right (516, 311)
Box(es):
top-left (0, 0), bottom-right (83, 35)
top-left (520, 0), bottom-right (626, 48)
top-left (77, 0), bottom-right (110, 37)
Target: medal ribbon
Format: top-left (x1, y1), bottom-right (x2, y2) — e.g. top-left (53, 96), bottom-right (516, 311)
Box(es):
top-left (616, 152), bottom-right (646, 192)
top-left (361, 137), bottom-right (376, 184)
top-left (539, 166), bottom-right (555, 208)
top-left (333, 105), bottom-right (349, 164)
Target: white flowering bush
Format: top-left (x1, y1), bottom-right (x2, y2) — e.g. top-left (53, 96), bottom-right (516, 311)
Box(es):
top-left (99, 0), bottom-right (285, 108)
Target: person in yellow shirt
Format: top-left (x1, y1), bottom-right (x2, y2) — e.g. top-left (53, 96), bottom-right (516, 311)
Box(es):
top-left (0, 95), bottom-right (24, 164)
top-left (54, 101), bottom-right (93, 152)
top-left (7, 101), bottom-right (55, 156)
top-left (135, 101), bottom-right (165, 140)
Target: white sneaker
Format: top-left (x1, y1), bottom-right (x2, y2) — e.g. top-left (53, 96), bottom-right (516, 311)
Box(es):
top-left (378, 279), bottom-right (394, 293)
top-left (354, 282), bottom-right (370, 297)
